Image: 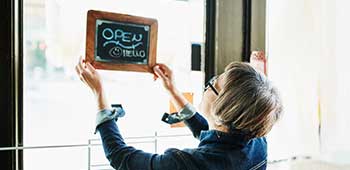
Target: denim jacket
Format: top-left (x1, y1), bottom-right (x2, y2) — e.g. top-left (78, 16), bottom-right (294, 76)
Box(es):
top-left (96, 107), bottom-right (267, 170)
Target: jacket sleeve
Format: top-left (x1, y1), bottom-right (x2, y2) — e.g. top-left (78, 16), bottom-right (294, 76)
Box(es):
top-left (97, 120), bottom-right (185, 170)
top-left (169, 104), bottom-right (209, 139)
top-left (184, 112), bottom-right (209, 139)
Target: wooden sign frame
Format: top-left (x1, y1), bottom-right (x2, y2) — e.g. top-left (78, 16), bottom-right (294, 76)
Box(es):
top-left (86, 10), bottom-right (158, 73)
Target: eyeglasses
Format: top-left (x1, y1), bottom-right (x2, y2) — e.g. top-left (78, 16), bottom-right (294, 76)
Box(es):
top-left (204, 76), bottom-right (219, 96)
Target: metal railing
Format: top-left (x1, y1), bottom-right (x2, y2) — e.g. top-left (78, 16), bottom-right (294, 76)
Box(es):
top-left (87, 132), bottom-right (193, 170)
top-left (0, 132), bottom-right (193, 170)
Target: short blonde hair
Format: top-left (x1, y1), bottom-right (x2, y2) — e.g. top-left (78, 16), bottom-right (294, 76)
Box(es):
top-left (213, 62), bottom-right (282, 139)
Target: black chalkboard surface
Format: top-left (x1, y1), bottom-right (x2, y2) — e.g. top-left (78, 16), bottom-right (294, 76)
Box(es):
top-left (95, 19), bottom-right (150, 65)
top-left (86, 10), bottom-right (158, 73)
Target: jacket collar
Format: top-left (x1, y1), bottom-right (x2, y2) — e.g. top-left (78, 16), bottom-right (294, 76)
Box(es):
top-left (198, 129), bottom-right (250, 148)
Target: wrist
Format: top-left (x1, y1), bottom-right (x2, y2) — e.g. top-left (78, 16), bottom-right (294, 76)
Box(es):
top-left (168, 87), bottom-right (180, 96)
top-left (168, 88), bottom-right (189, 110)
top-left (92, 85), bottom-right (103, 96)
top-left (95, 90), bottom-right (109, 111)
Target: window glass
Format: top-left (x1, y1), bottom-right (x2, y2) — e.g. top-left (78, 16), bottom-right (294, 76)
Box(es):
top-left (24, 0), bottom-right (204, 169)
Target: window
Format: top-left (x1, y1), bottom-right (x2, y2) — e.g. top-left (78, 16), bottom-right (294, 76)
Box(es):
top-left (23, 0), bottom-right (205, 169)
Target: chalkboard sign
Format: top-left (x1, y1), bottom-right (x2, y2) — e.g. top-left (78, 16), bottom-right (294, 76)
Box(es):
top-left (86, 10), bottom-right (158, 73)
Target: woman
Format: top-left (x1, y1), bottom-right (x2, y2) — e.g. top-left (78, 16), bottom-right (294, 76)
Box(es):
top-left (75, 52), bottom-right (282, 170)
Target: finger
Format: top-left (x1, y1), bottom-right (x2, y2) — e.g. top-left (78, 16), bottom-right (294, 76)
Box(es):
top-left (256, 51), bottom-right (265, 58)
top-left (77, 56), bottom-right (85, 72)
top-left (153, 74), bottom-right (158, 81)
top-left (153, 65), bottom-right (167, 80)
top-left (85, 62), bottom-right (96, 73)
top-left (81, 58), bottom-right (95, 75)
top-left (251, 51), bottom-right (258, 56)
top-left (251, 51), bottom-right (258, 55)
top-left (76, 56), bottom-right (91, 84)
top-left (79, 56), bottom-right (84, 65)
top-left (156, 63), bottom-right (172, 75)
top-left (250, 54), bottom-right (258, 62)
top-left (75, 65), bottom-right (81, 75)
top-left (81, 68), bottom-right (92, 78)
top-left (79, 75), bottom-right (88, 84)
top-left (80, 72), bottom-right (91, 86)
top-left (152, 64), bottom-right (159, 80)
top-left (257, 51), bottom-right (265, 55)
top-left (252, 51), bottom-right (265, 60)
top-left (81, 69), bottom-right (96, 87)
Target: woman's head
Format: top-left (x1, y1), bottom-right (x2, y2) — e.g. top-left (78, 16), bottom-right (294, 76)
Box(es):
top-left (199, 62), bottom-right (283, 139)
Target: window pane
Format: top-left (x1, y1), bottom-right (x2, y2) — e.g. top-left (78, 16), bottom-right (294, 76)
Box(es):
top-left (23, 147), bottom-right (88, 170)
top-left (23, 0), bottom-right (204, 152)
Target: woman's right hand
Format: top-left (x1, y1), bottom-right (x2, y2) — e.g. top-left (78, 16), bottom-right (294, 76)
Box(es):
top-left (153, 63), bottom-right (177, 93)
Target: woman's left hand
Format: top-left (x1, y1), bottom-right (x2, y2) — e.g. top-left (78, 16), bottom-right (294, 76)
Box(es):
top-left (75, 56), bottom-right (103, 96)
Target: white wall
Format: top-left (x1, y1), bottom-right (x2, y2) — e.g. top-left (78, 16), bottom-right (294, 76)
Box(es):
top-left (321, 0), bottom-right (350, 164)
top-left (267, 0), bottom-right (322, 160)
top-left (267, 0), bottom-right (350, 164)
